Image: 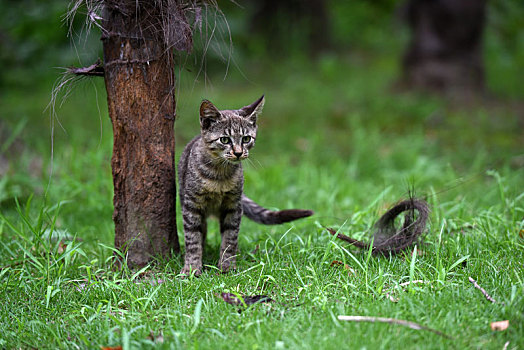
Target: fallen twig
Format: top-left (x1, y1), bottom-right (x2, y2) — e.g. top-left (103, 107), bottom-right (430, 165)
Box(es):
top-left (338, 316), bottom-right (451, 339)
top-left (383, 279), bottom-right (430, 293)
top-left (398, 280), bottom-right (430, 288)
top-left (468, 277), bottom-right (504, 305)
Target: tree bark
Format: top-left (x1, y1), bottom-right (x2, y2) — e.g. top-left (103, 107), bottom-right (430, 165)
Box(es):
top-left (102, 2), bottom-right (179, 267)
top-left (402, 0), bottom-right (486, 94)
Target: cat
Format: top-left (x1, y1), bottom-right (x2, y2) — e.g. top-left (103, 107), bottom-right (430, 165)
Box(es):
top-left (178, 95), bottom-right (313, 276)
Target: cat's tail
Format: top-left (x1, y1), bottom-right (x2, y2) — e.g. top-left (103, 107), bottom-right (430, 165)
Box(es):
top-left (241, 195), bottom-right (314, 225)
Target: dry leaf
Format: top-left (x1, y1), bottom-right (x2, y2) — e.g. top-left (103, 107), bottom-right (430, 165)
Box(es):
top-left (330, 260), bottom-right (355, 275)
top-left (147, 330), bottom-right (164, 343)
top-left (57, 240), bottom-right (66, 254)
top-left (219, 293), bottom-right (273, 306)
top-left (519, 229), bottom-right (524, 239)
top-left (386, 293), bottom-right (399, 303)
top-left (76, 282), bottom-right (87, 292)
top-left (490, 320), bottom-right (509, 331)
top-left (330, 260), bottom-right (344, 267)
top-left (100, 346), bottom-right (123, 350)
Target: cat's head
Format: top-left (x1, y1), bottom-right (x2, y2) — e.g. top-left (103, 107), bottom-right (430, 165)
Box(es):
top-left (199, 95), bottom-right (265, 163)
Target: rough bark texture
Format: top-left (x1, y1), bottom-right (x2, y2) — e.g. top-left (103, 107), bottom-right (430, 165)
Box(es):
top-left (402, 0), bottom-right (486, 94)
top-left (102, 2), bottom-right (179, 267)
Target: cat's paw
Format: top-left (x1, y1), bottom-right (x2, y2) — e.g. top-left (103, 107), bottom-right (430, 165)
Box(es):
top-left (180, 265), bottom-right (202, 278)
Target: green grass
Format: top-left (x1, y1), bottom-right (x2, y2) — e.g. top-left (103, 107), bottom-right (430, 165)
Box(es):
top-left (1, 46), bottom-right (523, 349)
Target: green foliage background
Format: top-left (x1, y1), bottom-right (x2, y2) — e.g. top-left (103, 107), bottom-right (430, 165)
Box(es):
top-left (0, 1), bottom-right (523, 348)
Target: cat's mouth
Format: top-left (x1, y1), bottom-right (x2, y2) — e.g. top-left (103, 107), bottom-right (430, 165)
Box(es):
top-left (224, 154), bottom-right (247, 163)
top-left (226, 157), bottom-right (244, 163)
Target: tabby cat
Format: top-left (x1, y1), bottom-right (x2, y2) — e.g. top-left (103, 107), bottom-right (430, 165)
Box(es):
top-left (178, 96), bottom-right (313, 276)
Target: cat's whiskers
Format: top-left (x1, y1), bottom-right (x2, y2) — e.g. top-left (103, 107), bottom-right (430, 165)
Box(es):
top-left (254, 157), bottom-right (264, 169)
top-left (244, 157), bottom-right (260, 170)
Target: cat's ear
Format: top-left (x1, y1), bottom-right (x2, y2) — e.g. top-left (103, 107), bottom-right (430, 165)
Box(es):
top-left (200, 99), bottom-right (221, 130)
top-left (239, 95), bottom-right (265, 125)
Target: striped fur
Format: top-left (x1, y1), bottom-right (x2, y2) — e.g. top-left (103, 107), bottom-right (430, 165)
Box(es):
top-left (178, 96), bottom-right (313, 276)
top-left (242, 195), bottom-right (314, 225)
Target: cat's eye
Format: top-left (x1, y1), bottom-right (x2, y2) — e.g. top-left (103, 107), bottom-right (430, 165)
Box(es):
top-left (220, 137), bottom-right (231, 144)
top-left (242, 136), bottom-right (251, 143)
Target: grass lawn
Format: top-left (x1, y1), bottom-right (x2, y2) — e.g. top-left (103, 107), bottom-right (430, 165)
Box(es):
top-left (1, 46), bottom-right (523, 349)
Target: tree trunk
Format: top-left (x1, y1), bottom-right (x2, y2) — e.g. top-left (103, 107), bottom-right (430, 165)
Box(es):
top-left (102, 2), bottom-right (179, 267)
top-left (402, 0), bottom-right (486, 95)
top-left (249, 0), bottom-right (331, 55)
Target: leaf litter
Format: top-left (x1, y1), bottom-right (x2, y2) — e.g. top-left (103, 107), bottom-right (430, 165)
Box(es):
top-left (219, 293), bottom-right (274, 307)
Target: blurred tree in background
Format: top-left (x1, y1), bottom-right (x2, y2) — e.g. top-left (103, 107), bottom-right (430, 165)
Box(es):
top-left (1, 0), bottom-right (522, 196)
top-left (1, 0), bottom-right (523, 93)
top-left (246, 0), bottom-right (332, 55)
top-left (401, 0), bottom-right (486, 94)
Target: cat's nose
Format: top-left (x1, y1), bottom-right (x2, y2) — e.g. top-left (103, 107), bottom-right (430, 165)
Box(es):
top-left (233, 145), bottom-right (243, 159)
top-left (233, 151), bottom-right (243, 159)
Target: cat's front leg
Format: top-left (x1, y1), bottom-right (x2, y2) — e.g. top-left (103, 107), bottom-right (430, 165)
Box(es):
top-left (181, 207), bottom-right (206, 277)
top-left (218, 205), bottom-right (242, 273)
